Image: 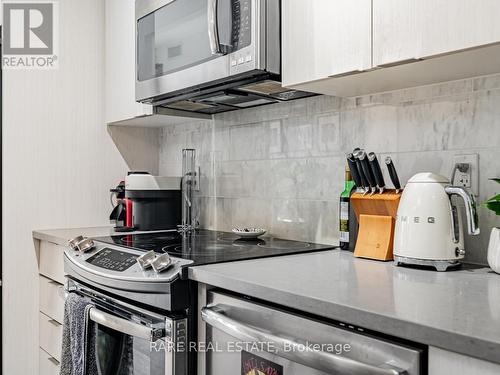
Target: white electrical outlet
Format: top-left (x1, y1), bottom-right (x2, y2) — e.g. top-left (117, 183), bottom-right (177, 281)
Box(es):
top-left (453, 154), bottom-right (479, 195)
top-left (456, 164), bottom-right (471, 187)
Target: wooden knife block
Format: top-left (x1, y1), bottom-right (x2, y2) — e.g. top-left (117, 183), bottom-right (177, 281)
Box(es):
top-left (350, 191), bottom-right (401, 261)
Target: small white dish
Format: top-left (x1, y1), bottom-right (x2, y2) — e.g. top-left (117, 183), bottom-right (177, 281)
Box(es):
top-left (232, 227), bottom-right (267, 239)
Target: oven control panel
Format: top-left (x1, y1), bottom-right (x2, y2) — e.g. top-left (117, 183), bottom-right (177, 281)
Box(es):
top-left (86, 248), bottom-right (137, 272)
top-left (65, 241), bottom-right (194, 284)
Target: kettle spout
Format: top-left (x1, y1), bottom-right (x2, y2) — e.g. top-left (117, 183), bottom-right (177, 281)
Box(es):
top-left (445, 186), bottom-right (480, 236)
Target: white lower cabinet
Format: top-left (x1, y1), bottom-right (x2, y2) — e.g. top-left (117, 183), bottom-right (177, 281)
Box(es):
top-left (38, 240), bottom-right (67, 373)
top-left (39, 241), bottom-right (66, 284)
top-left (39, 312), bottom-right (63, 362)
top-left (39, 275), bottom-right (64, 323)
top-left (39, 348), bottom-right (60, 375)
top-left (429, 347), bottom-right (500, 374)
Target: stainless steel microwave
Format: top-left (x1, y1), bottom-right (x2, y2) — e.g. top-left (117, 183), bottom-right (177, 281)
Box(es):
top-left (135, 0), bottom-right (314, 115)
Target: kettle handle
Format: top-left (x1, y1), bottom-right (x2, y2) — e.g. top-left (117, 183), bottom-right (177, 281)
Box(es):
top-left (444, 186), bottom-right (480, 236)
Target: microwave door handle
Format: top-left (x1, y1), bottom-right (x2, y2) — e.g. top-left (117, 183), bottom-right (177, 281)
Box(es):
top-left (201, 307), bottom-right (406, 375)
top-left (207, 0), bottom-right (223, 55)
top-left (89, 307), bottom-right (164, 342)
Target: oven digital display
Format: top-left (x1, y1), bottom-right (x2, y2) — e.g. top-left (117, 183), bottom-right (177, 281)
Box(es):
top-left (86, 248), bottom-right (137, 272)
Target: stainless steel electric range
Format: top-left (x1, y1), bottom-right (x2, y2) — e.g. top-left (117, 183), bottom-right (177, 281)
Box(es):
top-left (63, 230), bottom-right (336, 375)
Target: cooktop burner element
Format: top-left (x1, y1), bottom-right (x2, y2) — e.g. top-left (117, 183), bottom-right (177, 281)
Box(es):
top-left (93, 229), bottom-right (336, 267)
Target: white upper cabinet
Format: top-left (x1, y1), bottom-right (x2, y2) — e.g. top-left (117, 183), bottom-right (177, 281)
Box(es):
top-left (283, 0), bottom-right (500, 97)
top-left (104, 0), bottom-right (210, 127)
top-left (105, 0), bottom-right (152, 124)
top-left (373, 0), bottom-right (500, 67)
top-left (282, 0), bottom-right (372, 88)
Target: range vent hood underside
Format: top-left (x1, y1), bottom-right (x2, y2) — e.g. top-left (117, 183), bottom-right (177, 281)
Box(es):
top-left (151, 74), bottom-right (316, 115)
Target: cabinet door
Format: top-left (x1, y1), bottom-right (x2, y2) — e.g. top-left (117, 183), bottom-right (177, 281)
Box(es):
top-left (39, 348), bottom-right (60, 375)
top-left (105, 0), bottom-right (152, 124)
top-left (39, 242), bottom-right (65, 284)
top-left (282, 0), bottom-right (372, 88)
top-left (373, 0), bottom-right (500, 67)
top-left (429, 347), bottom-right (500, 375)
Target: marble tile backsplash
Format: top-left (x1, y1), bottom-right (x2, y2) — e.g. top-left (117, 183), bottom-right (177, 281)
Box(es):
top-left (159, 74), bottom-right (500, 265)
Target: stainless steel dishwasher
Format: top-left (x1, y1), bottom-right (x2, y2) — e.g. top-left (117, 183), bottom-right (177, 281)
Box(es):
top-left (201, 291), bottom-right (424, 375)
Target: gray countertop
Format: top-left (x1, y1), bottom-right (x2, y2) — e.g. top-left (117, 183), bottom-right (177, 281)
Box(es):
top-left (190, 250), bottom-right (500, 365)
top-left (33, 226), bottom-right (121, 245)
top-left (32, 225), bottom-right (165, 246)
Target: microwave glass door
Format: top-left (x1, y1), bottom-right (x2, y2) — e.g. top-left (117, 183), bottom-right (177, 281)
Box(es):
top-left (136, 0), bottom-right (263, 102)
top-left (137, 0), bottom-right (213, 82)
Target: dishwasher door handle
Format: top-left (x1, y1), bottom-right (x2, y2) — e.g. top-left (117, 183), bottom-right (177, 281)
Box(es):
top-left (201, 306), bottom-right (407, 375)
top-left (89, 307), bottom-right (163, 342)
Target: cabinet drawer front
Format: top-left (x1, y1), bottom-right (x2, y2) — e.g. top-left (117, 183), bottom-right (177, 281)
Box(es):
top-left (39, 348), bottom-right (60, 375)
top-left (39, 275), bottom-right (64, 323)
top-left (39, 312), bottom-right (63, 362)
top-left (39, 241), bottom-right (66, 284)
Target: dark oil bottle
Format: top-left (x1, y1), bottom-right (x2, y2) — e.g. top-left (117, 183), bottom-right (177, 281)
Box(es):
top-left (339, 166), bottom-right (356, 250)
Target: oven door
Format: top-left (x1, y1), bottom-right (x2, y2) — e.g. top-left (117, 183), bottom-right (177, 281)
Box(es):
top-left (71, 291), bottom-right (188, 375)
top-left (201, 291), bottom-right (423, 375)
top-left (135, 0), bottom-right (266, 103)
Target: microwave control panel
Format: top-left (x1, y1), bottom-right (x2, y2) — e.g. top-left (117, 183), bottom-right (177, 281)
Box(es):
top-left (232, 0), bottom-right (252, 51)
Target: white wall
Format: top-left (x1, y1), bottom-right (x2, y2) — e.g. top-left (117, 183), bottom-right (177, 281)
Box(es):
top-left (2, 0), bottom-right (129, 373)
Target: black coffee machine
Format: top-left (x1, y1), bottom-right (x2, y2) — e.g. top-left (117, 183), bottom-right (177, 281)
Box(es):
top-left (109, 180), bottom-right (131, 232)
top-left (110, 172), bottom-right (182, 231)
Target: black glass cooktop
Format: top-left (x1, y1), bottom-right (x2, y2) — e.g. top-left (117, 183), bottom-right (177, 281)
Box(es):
top-left (93, 229), bottom-right (336, 266)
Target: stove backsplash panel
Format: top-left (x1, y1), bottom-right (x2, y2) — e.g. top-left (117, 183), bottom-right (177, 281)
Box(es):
top-left (159, 74), bottom-right (500, 265)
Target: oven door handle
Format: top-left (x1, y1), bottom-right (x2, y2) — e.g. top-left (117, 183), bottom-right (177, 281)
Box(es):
top-left (89, 307), bottom-right (164, 342)
top-left (207, 0), bottom-right (223, 55)
top-left (201, 307), bottom-right (407, 375)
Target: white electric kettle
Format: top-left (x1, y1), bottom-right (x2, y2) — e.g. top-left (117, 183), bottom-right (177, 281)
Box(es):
top-left (394, 173), bottom-right (480, 271)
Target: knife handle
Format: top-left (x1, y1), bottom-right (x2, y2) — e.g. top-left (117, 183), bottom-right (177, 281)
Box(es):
top-left (368, 152), bottom-right (386, 191)
top-left (357, 151), bottom-right (376, 190)
top-left (385, 156), bottom-right (402, 191)
top-left (346, 154), bottom-right (363, 189)
top-left (353, 153), bottom-right (368, 190)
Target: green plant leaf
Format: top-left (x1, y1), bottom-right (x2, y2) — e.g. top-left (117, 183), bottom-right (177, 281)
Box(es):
top-left (486, 194), bottom-right (500, 203)
top-left (482, 179), bottom-right (500, 215)
top-left (484, 201), bottom-right (500, 215)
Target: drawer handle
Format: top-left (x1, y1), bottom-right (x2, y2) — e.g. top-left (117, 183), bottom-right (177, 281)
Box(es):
top-left (48, 356), bottom-right (60, 365)
top-left (328, 69), bottom-right (363, 79)
top-left (376, 58), bottom-right (422, 68)
top-left (202, 306), bottom-right (407, 375)
top-left (48, 319), bottom-right (61, 327)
